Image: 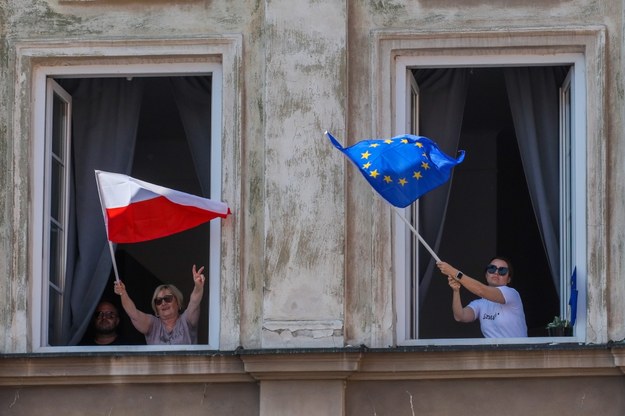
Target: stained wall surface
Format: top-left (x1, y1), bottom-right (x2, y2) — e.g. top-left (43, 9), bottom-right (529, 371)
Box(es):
top-left (2, 0), bottom-right (625, 414)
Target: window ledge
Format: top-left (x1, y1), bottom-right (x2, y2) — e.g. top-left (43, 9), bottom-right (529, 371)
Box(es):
top-left (2, 343), bottom-right (625, 386)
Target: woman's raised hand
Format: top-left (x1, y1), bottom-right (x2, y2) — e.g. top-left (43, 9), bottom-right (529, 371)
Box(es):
top-left (192, 264), bottom-right (205, 287)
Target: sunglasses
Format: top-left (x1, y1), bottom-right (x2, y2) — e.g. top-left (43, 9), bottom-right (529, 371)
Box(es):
top-left (485, 264), bottom-right (509, 276)
top-left (94, 311), bottom-right (118, 319)
top-left (154, 294), bottom-right (175, 306)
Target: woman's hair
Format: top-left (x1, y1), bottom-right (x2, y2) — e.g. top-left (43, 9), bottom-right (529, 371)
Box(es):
top-left (151, 284), bottom-right (184, 315)
top-left (489, 256), bottom-right (514, 280)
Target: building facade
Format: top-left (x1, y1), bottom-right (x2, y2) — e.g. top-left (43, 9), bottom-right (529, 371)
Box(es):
top-left (2, 0), bottom-right (625, 414)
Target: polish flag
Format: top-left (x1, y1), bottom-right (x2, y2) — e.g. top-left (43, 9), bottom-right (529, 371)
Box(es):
top-left (95, 170), bottom-right (230, 243)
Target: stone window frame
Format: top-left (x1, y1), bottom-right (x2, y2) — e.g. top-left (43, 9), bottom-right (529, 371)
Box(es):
top-left (369, 26), bottom-right (608, 346)
top-left (12, 37), bottom-right (242, 352)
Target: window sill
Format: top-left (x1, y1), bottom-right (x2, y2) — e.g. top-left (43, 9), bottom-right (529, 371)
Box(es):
top-left (396, 335), bottom-right (583, 347)
top-left (2, 343), bottom-right (624, 386)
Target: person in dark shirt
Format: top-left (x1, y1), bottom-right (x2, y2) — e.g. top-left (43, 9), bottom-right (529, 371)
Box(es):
top-left (82, 301), bottom-right (127, 345)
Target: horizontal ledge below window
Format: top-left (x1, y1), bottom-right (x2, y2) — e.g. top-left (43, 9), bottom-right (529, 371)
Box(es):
top-left (2, 343), bottom-right (625, 385)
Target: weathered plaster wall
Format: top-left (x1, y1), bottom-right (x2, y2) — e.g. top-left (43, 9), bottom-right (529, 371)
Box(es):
top-left (1, 3), bottom-right (30, 353)
top-left (260, 0), bottom-right (346, 348)
top-left (345, 376), bottom-right (625, 416)
top-left (1, 0), bottom-right (625, 353)
top-left (1, 0), bottom-right (259, 352)
top-left (1, 0), bottom-right (348, 351)
top-left (3, 1), bottom-right (625, 414)
top-left (607, 2), bottom-right (625, 342)
top-left (239, 0), bottom-right (267, 349)
top-left (260, 380), bottom-right (345, 416)
top-left (344, 0), bottom-right (625, 346)
top-left (0, 4), bottom-right (18, 353)
top-left (0, 382), bottom-right (259, 416)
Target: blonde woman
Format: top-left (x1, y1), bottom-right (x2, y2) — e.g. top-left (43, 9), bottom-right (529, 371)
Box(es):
top-left (114, 265), bottom-right (205, 344)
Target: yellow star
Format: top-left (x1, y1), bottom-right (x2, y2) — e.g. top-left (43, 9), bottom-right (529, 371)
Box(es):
top-left (415, 142), bottom-right (423, 148)
top-left (370, 169), bottom-right (379, 178)
top-left (370, 143), bottom-right (380, 148)
top-left (361, 150), bottom-right (371, 159)
top-left (413, 171), bottom-right (422, 179)
top-left (384, 139), bottom-right (393, 144)
top-left (384, 176), bottom-right (393, 183)
top-left (401, 139), bottom-right (408, 144)
top-left (421, 161), bottom-right (430, 170)
top-left (363, 162), bottom-right (371, 169)
top-left (399, 178), bottom-right (408, 186)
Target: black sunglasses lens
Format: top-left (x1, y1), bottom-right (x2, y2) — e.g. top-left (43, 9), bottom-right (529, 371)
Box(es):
top-left (155, 295), bottom-right (174, 305)
top-left (486, 265), bottom-right (509, 275)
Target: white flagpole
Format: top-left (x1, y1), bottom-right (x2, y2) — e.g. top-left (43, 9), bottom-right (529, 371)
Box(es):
top-left (392, 207), bottom-right (441, 263)
top-left (107, 241), bottom-right (121, 283)
top-left (94, 170), bottom-right (121, 282)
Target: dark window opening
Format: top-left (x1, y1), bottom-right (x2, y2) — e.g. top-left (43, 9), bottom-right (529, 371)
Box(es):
top-left (55, 76), bottom-right (212, 346)
top-left (416, 68), bottom-right (561, 339)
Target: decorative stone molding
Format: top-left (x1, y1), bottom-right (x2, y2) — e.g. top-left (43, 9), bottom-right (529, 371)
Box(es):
top-left (366, 25), bottom-right (607, 347)
top-left (3, 345), bottom-right (623, 387)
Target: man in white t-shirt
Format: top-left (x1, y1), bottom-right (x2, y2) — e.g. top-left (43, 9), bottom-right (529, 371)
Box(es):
top-left (437, 257), bottom-right (527, 338)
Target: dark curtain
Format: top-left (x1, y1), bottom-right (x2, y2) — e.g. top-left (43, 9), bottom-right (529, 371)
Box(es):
top-left (504, 66), bottom-right (568, 294)
top-left (169, 76), bottom-right (212, 196)
top-left (62, 78), bottom-right (145, 345)
top-left (412, 68), bottom-right (469, 308)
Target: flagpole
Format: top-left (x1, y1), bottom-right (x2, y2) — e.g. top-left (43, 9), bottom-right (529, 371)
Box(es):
top-left (107, 241), bottom-right (121, 283)
top-left (392, 207), bottom-right (441, 263)
top-left (94, 170), bottom-right (121, 282)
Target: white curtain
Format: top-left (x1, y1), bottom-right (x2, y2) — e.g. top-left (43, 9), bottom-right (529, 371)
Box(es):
top-left (504, 66), bottom-right (567, 294)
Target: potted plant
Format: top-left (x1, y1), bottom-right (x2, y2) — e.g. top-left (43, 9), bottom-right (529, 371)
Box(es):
top-left (546, 316), bottom-right (573, 336)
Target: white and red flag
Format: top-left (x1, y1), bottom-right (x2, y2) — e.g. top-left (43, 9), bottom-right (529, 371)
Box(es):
top-left (95, 170), bottom-right (230, 243)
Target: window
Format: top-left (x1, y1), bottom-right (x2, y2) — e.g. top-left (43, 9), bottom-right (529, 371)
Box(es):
top-left (32, 60), bottom-right (227, 350)
top-left (392, 53), bottom-right (588, 345)
top-left (45, 80), bottom-right (72, 345)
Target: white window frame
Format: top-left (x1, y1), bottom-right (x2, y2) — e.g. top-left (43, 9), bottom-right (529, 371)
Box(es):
top-left (44, 79), bottom-right (73, 346)
top-left (393, 54), bottom-right (588, 346)
top-left (19, 39), bottom-right (242, 352)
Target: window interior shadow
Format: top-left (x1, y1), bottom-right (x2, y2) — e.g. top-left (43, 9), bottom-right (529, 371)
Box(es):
top-left (419, 68), bottom-right (559, 339)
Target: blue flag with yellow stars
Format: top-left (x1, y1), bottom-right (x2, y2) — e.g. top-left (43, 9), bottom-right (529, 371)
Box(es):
top-left (326, 131), bottom-right (465, 208)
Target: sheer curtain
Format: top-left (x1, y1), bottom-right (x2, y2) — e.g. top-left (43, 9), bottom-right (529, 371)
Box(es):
top-left (62, 78), bottom-right (145, 345)
top-left (412, 69), bottom-right (469, 308)
top-left (61, 76), bottom-right (213, 345)
top-left (169, 76), bottom-right (212, 196)
top-left (504, 66), bottom-right (568, 294)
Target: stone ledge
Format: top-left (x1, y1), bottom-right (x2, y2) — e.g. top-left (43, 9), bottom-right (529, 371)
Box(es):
top-left (2, 345), bottom-right (624, 386)
top-left (0, 354), bottom-right (252, 386)
top-left (241, 352), bottom-right (361, 380)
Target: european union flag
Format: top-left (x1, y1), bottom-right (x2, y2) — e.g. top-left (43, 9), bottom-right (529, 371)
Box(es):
top-left (327, 132), bottom-right (465, 208)
top-left (569, 267), bottom-right (578, 326)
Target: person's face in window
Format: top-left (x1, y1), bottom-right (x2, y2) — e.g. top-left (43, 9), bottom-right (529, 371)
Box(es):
top-left (154, 290), bottom-right (179, 319)
top-left (94, 303), bottom-right (120, 334)
top-left (484, 258), bottom-right (511, 287)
